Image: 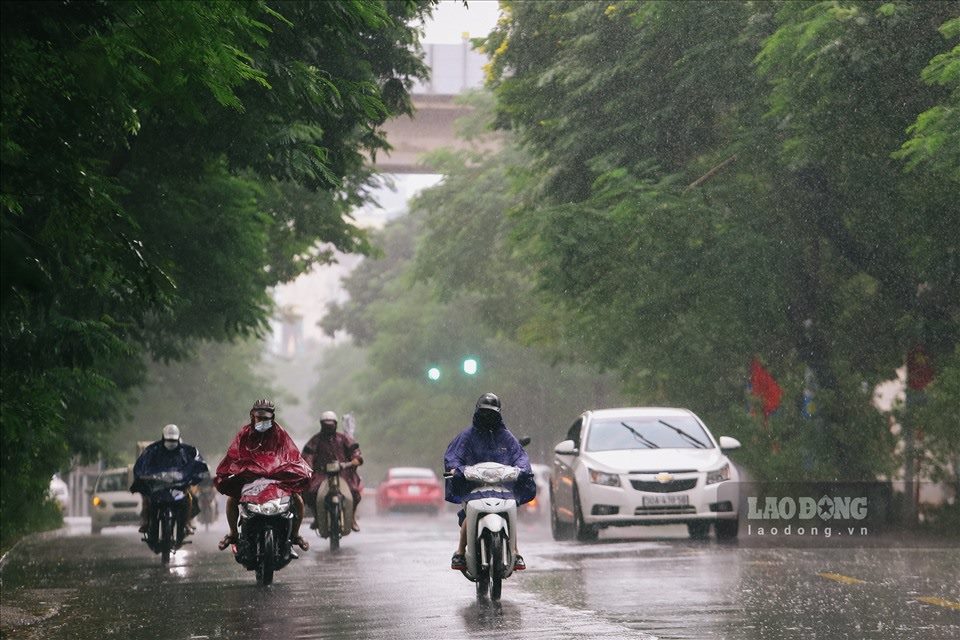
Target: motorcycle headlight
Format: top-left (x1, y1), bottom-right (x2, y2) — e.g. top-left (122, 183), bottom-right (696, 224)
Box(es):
top-left (588, 469), bottom-right (621, 487)
top-left (261, 499), bottom-right (284, 515)
top-left (243, 503), bottom-right (262, 515)
top-left (705, 463), bottom-right (731, 485)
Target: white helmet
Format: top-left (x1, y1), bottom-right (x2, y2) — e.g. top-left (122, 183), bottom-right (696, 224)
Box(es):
top-left (320, 411), bottom-right (338, 424)
top-left (162, 424), bottom-right (181, 450)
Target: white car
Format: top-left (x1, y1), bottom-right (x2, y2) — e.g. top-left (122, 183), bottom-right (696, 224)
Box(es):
top-left (550, 407), bottom-right (741, 541)
top-left (90, 467), bottom-right (141, 534)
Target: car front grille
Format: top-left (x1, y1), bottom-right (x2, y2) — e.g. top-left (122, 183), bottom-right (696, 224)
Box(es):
top-left (634, 505), bottom-right (697, 516)
top-left (112, 501), bottom-right (139, 509)
top-left (110, 513), bottom-right (140, 522)
top-left (630, 478), bottom-right (698, 493)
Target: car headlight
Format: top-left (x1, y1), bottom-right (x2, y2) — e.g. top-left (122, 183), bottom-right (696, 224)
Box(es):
top-left (705, 463), bottom-right (731, 485)
top-left (588, 469), bottom-right (621, 487)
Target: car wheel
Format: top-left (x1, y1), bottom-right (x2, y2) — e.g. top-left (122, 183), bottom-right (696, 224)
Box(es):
top-left (550, 488), bottom-right (573, 541)
top-left (573, 486), bottom-right (598, 542)
top-left (715, 519), bottom-right (739, 540)
top-left (687, 521), bottom-right (710, 540)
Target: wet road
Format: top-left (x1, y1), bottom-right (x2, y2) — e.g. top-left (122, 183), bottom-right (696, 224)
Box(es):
top-left (1, 512), bottom-right (958, 640)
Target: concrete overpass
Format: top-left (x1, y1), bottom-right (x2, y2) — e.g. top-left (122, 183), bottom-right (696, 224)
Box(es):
top-left (374, 42), bottom-right (499, 174)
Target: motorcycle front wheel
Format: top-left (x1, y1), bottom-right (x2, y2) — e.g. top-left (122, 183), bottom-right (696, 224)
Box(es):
top-left (160, 509), bottom-right (173, 565)
top-left (257, 529), bottom-right (275, 586)
top-left (489, 532), bottom-right (505, 601)
top-left (475, 569), bottom-right (489, 600)
top-left (329, 502), bottom-right (341, 552)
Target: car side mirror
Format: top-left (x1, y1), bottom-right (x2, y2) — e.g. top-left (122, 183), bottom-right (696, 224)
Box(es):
top-left (719, 436), bottom-right (741, 452)
top-left (554, 439), bottom-right (578, 456)
top-left (519, 436), bottom-right (531, 448)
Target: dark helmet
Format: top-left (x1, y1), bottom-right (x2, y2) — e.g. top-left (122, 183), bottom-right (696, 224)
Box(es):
top-left (251, 398), bottom-right (275, 415)
top-left (476, 392), bottom-right (501, 413)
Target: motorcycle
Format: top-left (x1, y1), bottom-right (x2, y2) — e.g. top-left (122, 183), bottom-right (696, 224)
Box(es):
top-left (313, 443), bottom-right (360, 552)
top-left (447, 461), bottom-right (524, 602)
top-left (233, 477), bottom-right (297, 585)
top-left (139, 470), bottom-right (191, 565)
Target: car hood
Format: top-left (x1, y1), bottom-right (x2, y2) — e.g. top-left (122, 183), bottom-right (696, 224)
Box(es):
top-left (582, 448), bottom-right (726, 473)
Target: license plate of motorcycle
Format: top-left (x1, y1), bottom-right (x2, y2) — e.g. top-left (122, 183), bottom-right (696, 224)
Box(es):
top-left (408, 486), bottom-right (421, 495)
top-left (641, 495), bottom-right (689, 507)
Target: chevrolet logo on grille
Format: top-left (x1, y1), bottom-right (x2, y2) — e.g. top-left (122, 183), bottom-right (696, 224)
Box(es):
top-left (655, 472), bottom-right (673, 484)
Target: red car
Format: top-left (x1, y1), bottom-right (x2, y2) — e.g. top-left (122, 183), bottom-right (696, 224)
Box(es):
top-left (376, 467), bottom-right (444, 515)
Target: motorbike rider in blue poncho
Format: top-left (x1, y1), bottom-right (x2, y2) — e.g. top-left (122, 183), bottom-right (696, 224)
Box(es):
top-left (131, 424), bottom-right (209, 534)
top-left (444, 393), bottom-right (535, 571)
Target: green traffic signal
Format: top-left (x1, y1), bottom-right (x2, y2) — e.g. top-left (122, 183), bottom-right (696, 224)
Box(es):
top-left (427, 367), bottom-right (441, 381)
top-left (462, 358), bottom-right (478, 375)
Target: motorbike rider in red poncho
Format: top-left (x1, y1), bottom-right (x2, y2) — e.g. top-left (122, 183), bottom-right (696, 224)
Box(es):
top-left (302, 410), bottom-right (364, 532)
top-left (214, 399), bottom-right (312, 551)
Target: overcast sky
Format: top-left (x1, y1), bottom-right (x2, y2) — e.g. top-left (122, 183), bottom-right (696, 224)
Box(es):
top-left (421, 0), bottom-right (501, 43)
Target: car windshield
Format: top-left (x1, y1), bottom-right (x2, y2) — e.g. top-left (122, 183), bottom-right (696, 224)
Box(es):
top-left (389, 468), bottom-right (435, 480)
top-left (586, 417), bottom-right (713, 451)
top-left (96, 473), bottom-right (128, 492)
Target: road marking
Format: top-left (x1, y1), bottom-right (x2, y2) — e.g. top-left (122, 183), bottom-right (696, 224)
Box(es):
top-left (817, 572), bottom-right (866, 585)
top-left (917, 597), bottom-right (960, 611)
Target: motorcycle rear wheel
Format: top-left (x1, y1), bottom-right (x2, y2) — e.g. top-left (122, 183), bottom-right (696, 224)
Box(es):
top-left (257, 529), bottom-right (275, 586)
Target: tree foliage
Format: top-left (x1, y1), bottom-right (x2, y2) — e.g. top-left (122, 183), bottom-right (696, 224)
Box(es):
top-left (107, 339), bottom-right (282, 465)
top-left (0, 0), bottom-right (435, 545)
top-left (464, 0), bottom-right (959, 481)
top-left (318, 203), bottom-right (625, 482)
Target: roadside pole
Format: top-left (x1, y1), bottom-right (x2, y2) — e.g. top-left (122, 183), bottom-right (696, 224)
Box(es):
top-left (902, 389), bottom-right (916, 527)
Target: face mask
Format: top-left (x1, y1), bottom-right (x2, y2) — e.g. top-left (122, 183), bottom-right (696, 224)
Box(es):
top-left (477, 411), bottom-right (500, 431)
top-left (163, 440), bottom-right (178, 451)
top-left (321, 423), bottom-right (336, 436)
top-left (254, 420), bottom-right (272, 433)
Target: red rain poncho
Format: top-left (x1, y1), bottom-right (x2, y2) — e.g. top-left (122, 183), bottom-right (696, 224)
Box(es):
top-left (214, 422), bottom-right (312, 500)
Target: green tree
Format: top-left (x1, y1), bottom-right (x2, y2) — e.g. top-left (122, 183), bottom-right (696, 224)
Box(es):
top-left (477, 0), bottom-right (959, 480)
top-left (318, 206), bottom-right (624, 483)
top-left (108, 339), bottom-right (281, 465)
top-left (1, 0), bottom-right (435, 547)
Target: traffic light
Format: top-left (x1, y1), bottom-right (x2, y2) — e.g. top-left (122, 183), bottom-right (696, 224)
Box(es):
top-left (427, 367), bottom-right (441, 381)
top-left (462, 358), bottom-right (478, 375)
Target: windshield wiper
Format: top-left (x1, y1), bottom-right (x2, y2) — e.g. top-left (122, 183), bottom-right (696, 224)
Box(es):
top-left (658, 420), bottom-right (708, 449)
top-left (620, 422), bottom-right (660, 449)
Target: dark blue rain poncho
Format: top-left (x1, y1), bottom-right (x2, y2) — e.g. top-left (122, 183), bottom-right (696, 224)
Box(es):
top-left (130, 440), bottom-right (209, 494)
top-left (443, 410), bottom-right (536, 506)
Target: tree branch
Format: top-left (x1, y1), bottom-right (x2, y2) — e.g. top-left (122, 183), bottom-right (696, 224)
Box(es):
top-left (684, 154), bottom-right (737, 192)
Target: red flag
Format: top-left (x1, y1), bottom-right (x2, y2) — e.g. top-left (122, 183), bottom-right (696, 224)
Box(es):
top-left (906, 345), bottom-right (934, 391)
top-left (750, 358), bottom-right (783, 417)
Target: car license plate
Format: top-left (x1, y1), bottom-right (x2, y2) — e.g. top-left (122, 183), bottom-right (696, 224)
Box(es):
top-left (408, 486), bottom-right (421, 495)
top-left (641, 495), bottom-right (689, 507)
